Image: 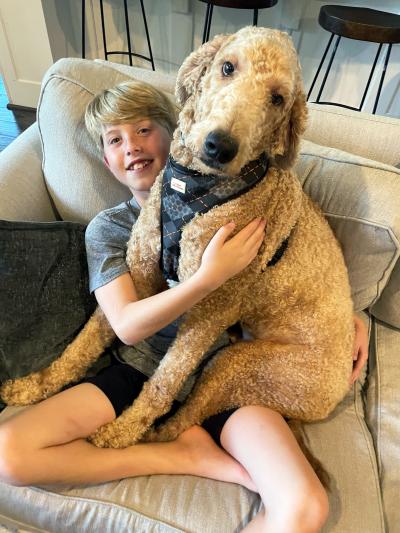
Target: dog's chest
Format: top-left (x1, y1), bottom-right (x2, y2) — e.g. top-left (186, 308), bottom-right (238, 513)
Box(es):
top-left (160, 155), bottom-right (269, 282)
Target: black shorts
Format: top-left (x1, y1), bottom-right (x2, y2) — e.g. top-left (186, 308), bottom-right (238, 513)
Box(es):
top-left (82, 361), bottom-right (236, 446)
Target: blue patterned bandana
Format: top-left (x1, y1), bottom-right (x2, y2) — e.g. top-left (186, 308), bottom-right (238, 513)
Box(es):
top-left (161, 153), bottom-right (269, 281)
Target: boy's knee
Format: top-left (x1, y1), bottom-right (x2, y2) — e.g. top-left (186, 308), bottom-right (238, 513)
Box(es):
top-left (304, 486), bottom-right (329, 531)
top-left (284, 484), bottom-right (329, 532)
top-left (0, 425), bottom-right (30, 486)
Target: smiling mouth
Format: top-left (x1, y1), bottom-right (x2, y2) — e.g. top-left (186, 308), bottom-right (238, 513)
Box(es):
top-left (127, 160), bottom-right (152, 171)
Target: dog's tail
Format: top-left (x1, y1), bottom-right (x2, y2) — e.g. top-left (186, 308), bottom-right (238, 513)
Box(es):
top-left (0, 307), bottom-right (115, 405)
top-left (288, 419), bottom-right (331, 491)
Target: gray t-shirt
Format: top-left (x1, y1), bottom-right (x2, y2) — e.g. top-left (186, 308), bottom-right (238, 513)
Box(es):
top-left (85, 197), bottom-right (229, 401)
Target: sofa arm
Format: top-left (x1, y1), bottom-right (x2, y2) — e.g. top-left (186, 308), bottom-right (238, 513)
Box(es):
top-left (0, 123), bottom-right (56, 222)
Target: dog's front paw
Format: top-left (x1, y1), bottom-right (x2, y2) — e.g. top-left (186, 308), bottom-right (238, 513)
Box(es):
top-left (88, 415), bottom-right (145, 449)
top-left (142, 425), bottom-right (174, 443)
top-left (142, 419), bottom-right (183, 443)
top-left (88, 421), bottom-right (126, 449)
top-left (0, 372), bottom-right (52, 405)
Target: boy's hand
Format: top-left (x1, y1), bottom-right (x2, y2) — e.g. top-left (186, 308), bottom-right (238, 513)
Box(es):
top-left (197, 217), bottom-right (266, 291)
top-left (350, 315), bottom-right (369, 385)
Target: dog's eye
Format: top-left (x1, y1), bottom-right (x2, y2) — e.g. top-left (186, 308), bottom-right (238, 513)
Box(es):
top-left (222, 61), bottom-right (235, 77)
top-left (271, 93), bottom-right (284, 106)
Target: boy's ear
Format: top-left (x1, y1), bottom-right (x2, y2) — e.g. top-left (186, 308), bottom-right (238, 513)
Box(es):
top-left (103, 155), bottom-right (110, 168)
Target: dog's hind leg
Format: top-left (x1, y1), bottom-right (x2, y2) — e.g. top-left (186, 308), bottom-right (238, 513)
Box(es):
top-left (149, 337), bottom-right (352, 443)
top-left (0, 307), bottom-right (115, 405)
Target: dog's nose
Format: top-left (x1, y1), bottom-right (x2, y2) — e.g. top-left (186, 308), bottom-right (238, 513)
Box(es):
top-left (203, 130), bottom-right (238, 165)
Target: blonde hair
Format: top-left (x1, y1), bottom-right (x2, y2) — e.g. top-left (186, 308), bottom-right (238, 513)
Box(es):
top-left (85, 80), bottom-right (178, 149)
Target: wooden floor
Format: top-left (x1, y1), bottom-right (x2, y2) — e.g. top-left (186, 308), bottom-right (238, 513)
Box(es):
top-left (0, 76), bottom-right (36, 152)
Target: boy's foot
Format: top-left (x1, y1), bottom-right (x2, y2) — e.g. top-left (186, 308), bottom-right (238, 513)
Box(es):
top-left (176, 425), bottom-right (257, 492)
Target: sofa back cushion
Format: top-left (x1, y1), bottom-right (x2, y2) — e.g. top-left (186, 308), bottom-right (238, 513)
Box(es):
top-left (38, 58), bottom-right (175, 223)
top-left (296, 140), bottom-right (400, 327)
top-left (305, 103), bottom-right (400, 168)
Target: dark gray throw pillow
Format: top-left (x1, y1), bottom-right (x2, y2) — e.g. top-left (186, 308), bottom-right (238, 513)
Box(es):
top-left (0, 220), bottom-right (97, 408)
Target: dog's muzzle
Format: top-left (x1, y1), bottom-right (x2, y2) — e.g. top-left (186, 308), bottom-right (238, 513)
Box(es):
top-left (202, 129), bottom-right (239, 167)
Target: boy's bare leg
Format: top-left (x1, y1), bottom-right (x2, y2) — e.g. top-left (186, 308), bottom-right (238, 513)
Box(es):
top-left (220, 406), bottom-right (329, 533)
top-left (0, 384), bottom-right (254, 489)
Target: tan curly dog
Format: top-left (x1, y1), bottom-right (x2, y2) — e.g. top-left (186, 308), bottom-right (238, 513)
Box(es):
top-left (1, 27), bottom-right (354, 453)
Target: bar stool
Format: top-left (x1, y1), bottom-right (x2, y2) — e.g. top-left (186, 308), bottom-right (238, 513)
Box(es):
top-left (307, 5), bottom-right (400, 114)
top-left (82, 0), bottom-right (155, 71)
top-left (199, 0), bottom-right (279, 44)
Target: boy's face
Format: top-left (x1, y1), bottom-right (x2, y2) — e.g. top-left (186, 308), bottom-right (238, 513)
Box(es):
top-left (102, 119), bottom-right (171, 203)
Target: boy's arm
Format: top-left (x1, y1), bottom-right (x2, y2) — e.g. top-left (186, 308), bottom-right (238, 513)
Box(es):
top-left (95, 218), bottom-right (266, 345)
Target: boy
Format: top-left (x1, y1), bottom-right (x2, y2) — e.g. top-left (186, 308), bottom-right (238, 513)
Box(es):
top-left (0, 80), bottom-right (367, 532)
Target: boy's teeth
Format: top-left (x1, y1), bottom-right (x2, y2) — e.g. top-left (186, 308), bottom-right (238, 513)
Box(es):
top-left (132, 160), bottom-right (150, 170)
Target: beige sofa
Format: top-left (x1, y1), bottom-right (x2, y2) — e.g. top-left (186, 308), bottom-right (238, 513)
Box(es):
top-left (0, 58), bottom-right (399, 532)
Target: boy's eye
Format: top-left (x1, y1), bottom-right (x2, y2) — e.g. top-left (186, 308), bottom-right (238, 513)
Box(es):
top-left (138, 127), bottom-right (151, 135)
top-left (109, 137), bottom-right (120, 145)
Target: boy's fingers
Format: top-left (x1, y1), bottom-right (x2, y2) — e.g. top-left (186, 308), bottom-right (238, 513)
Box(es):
top-left (234, 218), bottom-right (266, 242)
top-left (242, 221), bottom-right (266, 249)
top-left (213, 222), bottom-right (236, 246)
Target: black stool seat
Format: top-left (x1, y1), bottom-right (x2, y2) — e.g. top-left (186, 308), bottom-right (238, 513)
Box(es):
top-left (199, 0), bottom-right (278, 43)
top-left (308, 5), bottom-right (400, 114)
top-left (199, 0), bottom-right (277, 8)
top-left (319, 5), bottom-right (400, 44)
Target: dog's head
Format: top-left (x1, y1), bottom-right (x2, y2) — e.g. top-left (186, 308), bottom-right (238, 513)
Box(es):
top-left (174, 26), bottom-right (307, 175)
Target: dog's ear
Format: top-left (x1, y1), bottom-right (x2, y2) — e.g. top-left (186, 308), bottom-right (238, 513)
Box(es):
top-left (175, 34), bottom-right (229, 107)
top-left (273, 82), bottom-right (308, 169)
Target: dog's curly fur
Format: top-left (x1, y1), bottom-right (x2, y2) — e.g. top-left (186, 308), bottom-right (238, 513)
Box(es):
top-left (1, 27), bottom-right (354, 453)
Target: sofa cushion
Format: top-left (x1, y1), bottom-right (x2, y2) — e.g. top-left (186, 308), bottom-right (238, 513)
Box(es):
top-left (296, 140), bottom-right (400, 327)
top-left (0, 220), bottom-right (96, 407)
top-left (37, 58), bottom-right (175, 224)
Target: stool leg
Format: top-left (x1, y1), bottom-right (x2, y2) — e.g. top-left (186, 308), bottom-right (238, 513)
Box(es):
top-left (307, 33), bottom-right (334, 101)
top-left (206, 5), bottom-right (214, 42)
top-left (99, 0), bottom-right (108, 60)
top-left (140, 0), bottom-right (155, 71)
top-left (123, 0), bottom-right (133, 66)
top-left (373, 43), bottom-right (392, 114)
top-left (253, 9), bottom-right (258, 26)
top-left (82, 0), bottom-right (85, 58)
top-left (315, 35), bottom-right (341, 103)
top-left (202, 3), bottom-right (213, 44)
top-left (202, 3), bottom-right (210, 44)
top-left (359, 43), bottom-right (382, 111)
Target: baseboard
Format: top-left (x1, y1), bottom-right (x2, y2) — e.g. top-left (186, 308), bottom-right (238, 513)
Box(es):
top-left (6, 103), bottom-right (36, 113)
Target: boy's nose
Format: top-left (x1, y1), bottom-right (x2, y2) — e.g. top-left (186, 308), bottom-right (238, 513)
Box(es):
top-left (126, 139), bottom-right (142, 155)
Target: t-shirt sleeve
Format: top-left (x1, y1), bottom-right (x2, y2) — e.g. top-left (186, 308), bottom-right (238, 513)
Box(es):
top-left (85, 208), bottom-right (135, 293)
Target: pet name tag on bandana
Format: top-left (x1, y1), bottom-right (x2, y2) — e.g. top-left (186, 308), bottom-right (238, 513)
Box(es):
top-left (170, 177), bottom-right (186, 194)
top-left (161, 153), bottom-right (269, 282)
